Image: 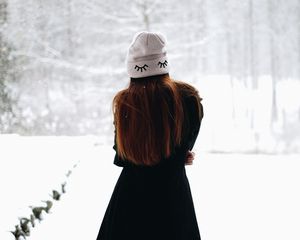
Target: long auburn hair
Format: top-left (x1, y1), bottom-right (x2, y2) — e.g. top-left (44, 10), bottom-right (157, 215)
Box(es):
top-left (112, 73), bottom-right (202, 166)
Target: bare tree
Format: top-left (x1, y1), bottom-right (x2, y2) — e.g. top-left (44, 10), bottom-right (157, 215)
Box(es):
top-left (225, 0), bottom-right (236, 119)
top-left (0, 0), bottom-right (15, 132)
top-left (268, 0), bottom-right (278, 129)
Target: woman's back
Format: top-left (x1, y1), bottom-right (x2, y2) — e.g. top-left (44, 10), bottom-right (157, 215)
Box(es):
top-left (112, 79), bottom-right (203, 169)
top-left (97, 81), bottom-right (203, 239)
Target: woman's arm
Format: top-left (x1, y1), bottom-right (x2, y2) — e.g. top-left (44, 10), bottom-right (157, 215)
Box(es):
top-left (185, 150), bottom-right (195, 165)
top-left (112, 122), bottom-right (132, 167)
top-left (183, 93), bottom-right (204, 166)
top-left (186, 98), bottom-right (204, 152)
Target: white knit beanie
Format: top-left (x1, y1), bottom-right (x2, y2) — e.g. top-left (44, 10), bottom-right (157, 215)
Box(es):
top-left (126, 31), bottom-right (170, 78)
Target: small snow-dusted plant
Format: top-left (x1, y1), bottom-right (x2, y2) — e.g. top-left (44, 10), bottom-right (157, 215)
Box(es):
top-left (10, 225), bottom-right (27, 239)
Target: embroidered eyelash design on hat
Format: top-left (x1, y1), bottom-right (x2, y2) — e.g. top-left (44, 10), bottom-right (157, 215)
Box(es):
top-left (135, 64), bottom-right (149, 72)
top-left (127, 31), bottom-right (170, 77)
top-left (158, 60), bottom-right (168, 68)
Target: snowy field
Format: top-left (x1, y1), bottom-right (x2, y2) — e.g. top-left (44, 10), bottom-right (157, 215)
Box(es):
top-left (1, 135), bottom-right (300, 240)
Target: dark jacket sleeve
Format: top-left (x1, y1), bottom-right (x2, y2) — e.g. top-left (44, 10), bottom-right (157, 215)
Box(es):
top-left (186, 96), bottom-right (204, 151)
top-left (112, 122), bottom-right (132, 167)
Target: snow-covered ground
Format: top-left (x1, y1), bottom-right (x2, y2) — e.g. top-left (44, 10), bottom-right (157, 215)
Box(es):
top-left (1, 135), bottom-right (300, 240)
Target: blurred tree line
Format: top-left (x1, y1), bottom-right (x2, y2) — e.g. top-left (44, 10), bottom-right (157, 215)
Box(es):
top-left (0, 0), bottom-right (299, 151)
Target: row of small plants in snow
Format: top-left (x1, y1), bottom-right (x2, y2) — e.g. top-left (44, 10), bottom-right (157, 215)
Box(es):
top-left (10, 161), bottom-right (80, 240)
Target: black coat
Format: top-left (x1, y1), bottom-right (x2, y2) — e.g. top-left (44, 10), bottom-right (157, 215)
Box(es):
top-left (97, 92), bottom-right (204, 240)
